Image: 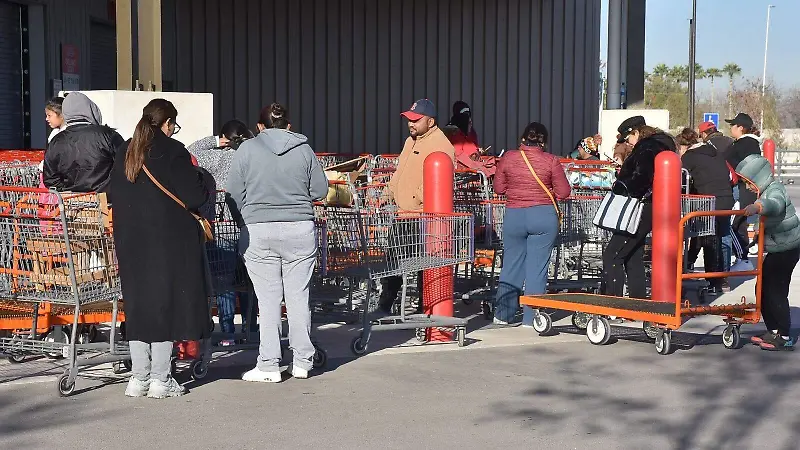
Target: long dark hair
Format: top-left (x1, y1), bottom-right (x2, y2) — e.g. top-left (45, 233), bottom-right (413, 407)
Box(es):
top-left (258, 103), bottom-right (290, 130)
top-left (220, 119), bottom-right (254, 149)
top-left (125, 98), bottom-right (178, 182)
top-left (520, 122), bottom-right (549, 149)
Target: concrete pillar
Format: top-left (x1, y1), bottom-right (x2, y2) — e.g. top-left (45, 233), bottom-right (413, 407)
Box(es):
top-left (137, 0), bottom-right (162, 91)
top-left (607, 0), bottom-right (622, 109)
top-left (116, 0), bottom-right (133, 90)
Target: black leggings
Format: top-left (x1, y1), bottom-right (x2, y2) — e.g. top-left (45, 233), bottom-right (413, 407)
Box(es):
top-left (602, 204), bottom-right (653, 298)
top-left (761, 247), bottom-right (800, 336)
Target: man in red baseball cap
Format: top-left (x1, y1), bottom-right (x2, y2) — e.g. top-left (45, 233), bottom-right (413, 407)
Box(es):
top-left (698, 121), bottom-right (733, 155)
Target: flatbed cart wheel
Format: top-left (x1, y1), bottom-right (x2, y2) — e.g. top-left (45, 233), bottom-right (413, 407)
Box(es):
top-left (586, 316), bottom-right (611, 345)
top-left (571, 312), bottom-right (590, 331)
top-left (655, 330), bottom-right (674, 355)
top-left (415, 328), bottom-right (427, 342)
top-left (350, 336), bottom-right (368, 356)
top-left (57, 372), bottom-right (75, 397)
top-left (643, 322), bottom-right (660, 340)
top-left (312, 347), bottom-right (328, 369)
top-left (190, 359), bottom-right (208, 380)
top-left (456, 327), bottom-right (466, 347)
top-left (532, 312), bottom-right (553, 335)
top-left (722, 325), bottom-right (741, 350)
top-left (7, 354), bottom-right (26, 364)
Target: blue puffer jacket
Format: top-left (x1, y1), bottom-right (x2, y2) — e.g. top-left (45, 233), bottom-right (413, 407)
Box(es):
top-left (736, 154), bottom-right (800, 253)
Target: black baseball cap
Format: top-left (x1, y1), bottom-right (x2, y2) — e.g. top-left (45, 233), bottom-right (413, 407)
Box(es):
top-left (401, 99), bottom-right (436, 121)
top-left (725, 113), bottom-right (754, 129)
top-left (617, 115), bottom-right (646, 143)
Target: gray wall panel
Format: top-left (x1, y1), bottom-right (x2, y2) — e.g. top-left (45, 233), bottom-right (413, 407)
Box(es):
top-left (161, 0), bottom-right (601, 156)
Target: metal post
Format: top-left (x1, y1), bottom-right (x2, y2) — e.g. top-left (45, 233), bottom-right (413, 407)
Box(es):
top-left (760, 5), bottom-right (775, 131)
top-left (620, 0), bottom-right (628, 108)
top-left (423, 152), bottom-right (454, 342)
top-left (652, 151), bottom-right (682, 303)
top-left (607, 0), bottom-right (622, 109)
top-left (688, 0), bottom-right (697, 128)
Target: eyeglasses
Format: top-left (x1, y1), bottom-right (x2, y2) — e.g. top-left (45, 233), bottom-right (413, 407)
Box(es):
top-left (172, 122), bottom-right (181, 135)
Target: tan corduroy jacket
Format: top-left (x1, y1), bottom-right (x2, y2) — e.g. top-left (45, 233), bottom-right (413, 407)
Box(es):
top-left (387, 126), bottom-right (456, 211)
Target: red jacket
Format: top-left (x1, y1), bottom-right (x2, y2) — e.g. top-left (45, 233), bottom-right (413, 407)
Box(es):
top-left (493, 145), bottom-right (571, 208)
top-left (449, 129), bottom-right (496, 176)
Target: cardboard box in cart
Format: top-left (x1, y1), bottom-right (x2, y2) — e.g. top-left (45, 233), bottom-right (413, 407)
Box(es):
top-left (59, 90), bottom-right (215, 147)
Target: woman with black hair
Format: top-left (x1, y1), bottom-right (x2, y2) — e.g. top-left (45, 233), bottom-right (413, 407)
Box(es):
top-left (446, 101), bottom-right (495, 176)
top-left (492, 122), bottom-right (571, 325)
top-left (188, 119), bottom-right (256, 345)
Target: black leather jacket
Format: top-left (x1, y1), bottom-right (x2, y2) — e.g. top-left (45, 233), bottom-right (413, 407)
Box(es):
top-left (43, 124), bottom-right (124, 194)
top-left (613, 132), bottom-right (676, 199)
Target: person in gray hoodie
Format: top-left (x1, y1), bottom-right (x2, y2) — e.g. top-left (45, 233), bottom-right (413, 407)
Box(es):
top-left (738, 154), bottom-right (800, 351)
top-left (228, 103), bottom-right (328, 382)
top-left (188, 119), bottom-right (256, 344)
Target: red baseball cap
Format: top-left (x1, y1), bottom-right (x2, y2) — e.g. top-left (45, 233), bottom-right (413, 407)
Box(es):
top-left (401, 99), bottom-right (436, 121)
top-left (698, 121), bottom-right (716, 133)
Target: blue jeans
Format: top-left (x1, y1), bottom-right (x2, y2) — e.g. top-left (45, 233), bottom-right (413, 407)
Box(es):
top-left (217, 291), bottom-right (257, 336)
top-left (495, 205), bottom-right (558, 325)
top-left (208, 237), bottom-right (258, 337)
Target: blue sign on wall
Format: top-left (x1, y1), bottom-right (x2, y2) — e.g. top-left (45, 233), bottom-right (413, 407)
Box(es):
top-left (703, 113), bottom-right (720, 128)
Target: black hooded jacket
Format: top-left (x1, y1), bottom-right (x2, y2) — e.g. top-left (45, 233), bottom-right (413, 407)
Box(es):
top-left (613, 132), bottom-right (676, 199)
top-left (681, 142), bottom-right (735, 209)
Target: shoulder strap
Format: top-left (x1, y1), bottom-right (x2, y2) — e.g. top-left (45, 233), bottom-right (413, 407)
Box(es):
top-left (519, 151), bottom-right (560, 214)
top-left (142, 165), bottom-right (189, 211)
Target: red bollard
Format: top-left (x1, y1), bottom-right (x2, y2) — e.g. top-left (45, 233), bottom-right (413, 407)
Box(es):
top-left (651, 151), bottom-right (681, 303)
top-left (423, 151), bottom-right (454, 342)
top-left (763, 139), bottom-right (775, 174)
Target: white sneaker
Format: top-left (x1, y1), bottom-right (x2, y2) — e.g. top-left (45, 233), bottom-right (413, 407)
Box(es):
top-left (291, 366), bottom-right (309, 379)
top-left (124, 377), bottom-right (151, 398)
top-left (493, 318), bottom-right (509, 325)
top-left (147, 377), bottom-right (186, 399)
top-left (241, 367), bottom-right (282, 383)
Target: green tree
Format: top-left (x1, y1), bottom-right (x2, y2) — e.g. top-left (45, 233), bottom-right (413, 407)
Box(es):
top-left (723, 63), bottom-right (742, 117)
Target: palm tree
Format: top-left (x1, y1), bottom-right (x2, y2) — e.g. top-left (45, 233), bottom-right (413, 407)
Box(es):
top-left (705, 67), bottom-right (723, 110)
top-left (669, 64), bottom-right (689, 83)
top-left (723, 63), bottom-right (742, 117)
top-left (652, 63), bottom-right (671, 79)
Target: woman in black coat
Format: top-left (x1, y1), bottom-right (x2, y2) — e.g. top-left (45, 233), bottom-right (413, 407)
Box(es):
top-left (602, 116), bottom-right (676, 298)
top-left (110, 98), bottom-right (210, 399)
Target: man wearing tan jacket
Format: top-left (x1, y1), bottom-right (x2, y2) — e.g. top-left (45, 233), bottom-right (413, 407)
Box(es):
top-left (385, 99), bottom-right (456, 211)
top-left (379, 99), bottom-right (456, 314)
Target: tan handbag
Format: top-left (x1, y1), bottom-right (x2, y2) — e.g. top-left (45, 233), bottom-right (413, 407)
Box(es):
top-left (142, 165), bottom-right (214, 242)
top-left (324, 170), bottom-right (354, 206)
top-left (520, 151), bottom-right (563, 225)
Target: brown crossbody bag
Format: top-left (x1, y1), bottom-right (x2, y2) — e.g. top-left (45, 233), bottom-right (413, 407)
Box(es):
top-left (142, 165), bottom-right (214, 242)
top-left (519, 151), bottom-right (563, 225)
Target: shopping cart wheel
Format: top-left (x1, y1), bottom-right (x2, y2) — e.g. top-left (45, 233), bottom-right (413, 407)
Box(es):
top-left (572, 312), bottom-right (590, 330)
top-left (655, 330), bottom-right (674, 355)
top-left (170, 357), bottom-right (178, 377)
top-left (312, 348), bottom-right (327, 369)
top-left (586, 316), bottom-right (611, 345)
top-left (415, 328), bottom-right (427, 342)
top-left (532, 312), bottom-right (553, 335)
top-left (456, 327), bottom-right (466, 347)
top-left (112, 361), bottom-right (127, 374)
top-left (190, 359), bottom-right (208, 380)
top-left (481, 301), bottom-right (493, 320)
top-left (643, 322), bottom-right (660, 340)
top-left (7, 354), bottom-right (26, 364)
top-left (350, 336), bottom-right (368, 356)
top-left (722, 325), bottom-right (741, 350)
top-left (57, 372), bottom-right (75, 397)
top-left (462, 297), bottom-right (474, 306)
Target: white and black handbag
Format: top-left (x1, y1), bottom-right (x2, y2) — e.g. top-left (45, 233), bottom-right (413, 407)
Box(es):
top-left (592, 181), bottom-right (644, 235)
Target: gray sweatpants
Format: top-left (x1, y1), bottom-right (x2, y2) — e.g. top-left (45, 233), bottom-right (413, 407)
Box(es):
top-left (240, 221), bottom-right (316, 372)
top-left (129, 341), bottom-right (173, 383)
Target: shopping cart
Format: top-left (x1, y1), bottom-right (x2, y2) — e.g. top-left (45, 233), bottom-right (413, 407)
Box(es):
top-left (0, 187), bottom-right (126, 396)
top-left (0, 161), bottom-right (44, 188)
top-left (321, 207), bottom-right (473, 355)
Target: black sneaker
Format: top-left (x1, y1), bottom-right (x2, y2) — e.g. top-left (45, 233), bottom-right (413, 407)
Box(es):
top-left (750, 332), bottom-right (775, 345)
top-left (759, 334), bottom-right (795, 351)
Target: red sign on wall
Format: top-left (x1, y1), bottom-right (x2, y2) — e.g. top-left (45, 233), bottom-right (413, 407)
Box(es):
top-left (61, 44), bottom-right (79, 75)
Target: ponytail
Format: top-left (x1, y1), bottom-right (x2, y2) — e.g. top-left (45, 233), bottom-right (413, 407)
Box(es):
top-left (124, 98), bottom-right (178, 182)
top-left (125, 117), bottom-right (155, 182)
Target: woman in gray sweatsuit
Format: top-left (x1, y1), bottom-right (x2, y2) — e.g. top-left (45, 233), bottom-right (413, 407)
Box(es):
top-left (227, 103), bottom-right (329, 381)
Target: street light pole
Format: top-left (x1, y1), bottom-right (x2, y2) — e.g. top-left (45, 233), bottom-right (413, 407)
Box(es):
top-left (688, 0), bottom-right (697, 128)
top-left (760, 4), bottom-right (775, 131)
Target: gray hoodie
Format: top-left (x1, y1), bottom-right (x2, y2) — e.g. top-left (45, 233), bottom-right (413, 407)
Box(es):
top-left (62, 92), bottom-right (103, 126)
top-left (227, 128), bottom-right (328, 224)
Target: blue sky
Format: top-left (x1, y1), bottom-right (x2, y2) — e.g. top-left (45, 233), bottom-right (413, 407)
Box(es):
top-left (600, 0), bottom-right (800, 89)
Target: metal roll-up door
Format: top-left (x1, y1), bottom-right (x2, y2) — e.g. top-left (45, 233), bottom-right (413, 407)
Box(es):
top-left (0, 2), bottom-right (23, 148)
top-left (90, 21), bottom-right (117, 90)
